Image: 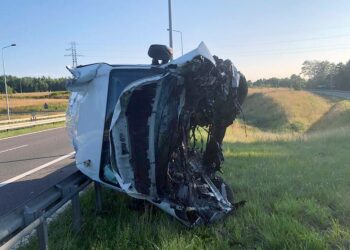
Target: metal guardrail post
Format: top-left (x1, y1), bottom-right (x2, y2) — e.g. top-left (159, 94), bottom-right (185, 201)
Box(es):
top-left (71, 190), bottom-right (81, 233)
top-left (94, 182), bottom-right (102, 212)
top-left (36, 216), bottom-right (48, 250)
top-left (23, 206), bottom-right (36, 226)
top-left (0, 217), bottom-right (43, 250)
top-left (0, 171), bottom-right (91, 249)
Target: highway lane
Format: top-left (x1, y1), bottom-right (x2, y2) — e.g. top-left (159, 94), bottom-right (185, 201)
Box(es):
top-left (0, 127), bottom-right (77, 215)
top-left (310, 89), bottom-right (350, 100)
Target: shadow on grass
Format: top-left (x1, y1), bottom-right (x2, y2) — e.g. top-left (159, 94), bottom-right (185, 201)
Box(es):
top-left (18, 130), bottom-right (350, 250)
top-left (240, 93), bottom-right (288, 131)
top-left (307, 102), bottom-right (350, 133)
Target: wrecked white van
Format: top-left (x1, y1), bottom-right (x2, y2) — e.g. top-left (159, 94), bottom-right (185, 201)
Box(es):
top-left (66, 42), bottom-right (247, 227)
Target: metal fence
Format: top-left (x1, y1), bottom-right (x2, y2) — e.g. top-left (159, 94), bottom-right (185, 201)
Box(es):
top-left (0, 171), bottom-right (101, 250)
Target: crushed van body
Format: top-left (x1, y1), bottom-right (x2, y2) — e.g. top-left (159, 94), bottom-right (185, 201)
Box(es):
top-left (66, 42), bottom-right (247, 226)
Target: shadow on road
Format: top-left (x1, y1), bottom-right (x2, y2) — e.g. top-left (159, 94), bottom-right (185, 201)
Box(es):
top-left (0, 154), bottom-right (74, 164)
top-left (0, 164), bottom-right (77, 216)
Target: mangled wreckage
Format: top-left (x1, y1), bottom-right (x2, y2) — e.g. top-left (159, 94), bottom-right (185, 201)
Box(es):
top-left (66, 42), bottom-right (248, 227)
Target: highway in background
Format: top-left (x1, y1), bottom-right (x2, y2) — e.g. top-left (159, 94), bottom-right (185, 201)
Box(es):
top-left (0, 127), bottom-right (76, 215)
top-left (310, 89), bottom-right (350, 99)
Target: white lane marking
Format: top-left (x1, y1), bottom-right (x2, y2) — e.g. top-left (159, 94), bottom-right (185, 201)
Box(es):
top-left (0, 126), bottom-right (65, 141)
top-left (0, 151), bottom-right (75, 188)
top-left (0, 144), bottom-right (28, 154)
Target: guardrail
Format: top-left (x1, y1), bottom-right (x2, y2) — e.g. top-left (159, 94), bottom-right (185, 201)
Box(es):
top-left (0, 171), bottom-right (102, 250)
top-left (0, 117), bottom-right (66, 132)
top-left (0, 114), bottom-right (66, 125)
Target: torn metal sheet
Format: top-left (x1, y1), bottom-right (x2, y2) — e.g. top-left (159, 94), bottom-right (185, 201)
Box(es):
top-left (66, 42), bottom-right (248, 227)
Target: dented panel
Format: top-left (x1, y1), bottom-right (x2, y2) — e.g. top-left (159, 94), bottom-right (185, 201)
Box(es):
top-left (67, 43), bottom-right (248, 227)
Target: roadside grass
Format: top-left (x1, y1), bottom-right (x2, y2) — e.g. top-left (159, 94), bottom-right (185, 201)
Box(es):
top-left (0, 91), bottom-right (69, 99)
top-left (308, 100), bottom-right (350, 132)
top-left (0, 91), bottom-right (68, 120)
top-left (0, 121), bottom-right (65, 139)
top-left (17, 89), bottom-right (350, 249)
top-left (18, 126), bottom-right (350, 250)
top-left (0, 99), bottom-right (67, 113)
top-left (242, 88), bottom-right (333, 132)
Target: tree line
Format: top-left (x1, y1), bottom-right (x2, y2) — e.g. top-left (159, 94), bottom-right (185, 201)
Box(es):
top-left (1, 59), bottom-right (349, 93)
top-left (249, 59), bottom-right (350, 91)
top-left (0, 76), bottom-right (68, 93)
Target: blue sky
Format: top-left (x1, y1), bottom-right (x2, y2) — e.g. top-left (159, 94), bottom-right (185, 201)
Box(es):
top-left (1, 0), bottom-right (350, 80)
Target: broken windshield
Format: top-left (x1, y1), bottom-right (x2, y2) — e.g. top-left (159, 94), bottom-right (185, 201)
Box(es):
top-left (100, 68), bottom-right (165, 184)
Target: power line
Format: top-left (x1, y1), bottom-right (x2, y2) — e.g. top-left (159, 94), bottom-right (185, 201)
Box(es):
top-left (266, 33), bottom-right (350, 45)
top-left (235, 45), bottom-right (350, 57)
top-left (223, 33), bottom-right (350, 49)
top-left (64, 42), bottom-right (83, 67)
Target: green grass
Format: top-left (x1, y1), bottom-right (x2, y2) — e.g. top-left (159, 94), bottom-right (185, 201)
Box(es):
top-left (0, 91), bottom-right (68, 119)
top-left (242, 88), bottom-right (332, 132)
top-left (0, 121), bottom-right (65, 139)
top-left (309, 100), bottom-right (350, 132)
top-left (3, 91), bottom-right (69, 99)
top-left (17, 89), bottom-right (350, 249)
top-left (0, 103), bottom-right (67, 114)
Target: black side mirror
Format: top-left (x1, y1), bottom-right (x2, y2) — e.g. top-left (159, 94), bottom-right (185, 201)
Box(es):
top-left (148, 44), bottom-right (172, 65)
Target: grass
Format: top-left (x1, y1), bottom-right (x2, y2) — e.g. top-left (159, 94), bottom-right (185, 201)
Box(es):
top-left (0, 121), bottom-right (65, 139)
top-left (0, 98), bottom-right (67, 113)
top-left (0, 91), bottom-right (68, 119)
top-left (17, 89), bottom-right (350, 249)
top-left (309, 100), bottom-right (350, 132)
top-left (242, 88), bottom-right (333, 132)
top-left (0, 91), bottom-right (69, 99)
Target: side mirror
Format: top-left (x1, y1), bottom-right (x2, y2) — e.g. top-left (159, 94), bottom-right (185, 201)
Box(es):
top-left (148, 44), bottom-right (172, 65)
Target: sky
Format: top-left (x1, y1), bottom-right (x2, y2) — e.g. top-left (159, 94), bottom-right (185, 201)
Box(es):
top-left (1, 0), bottom-right (350, 81)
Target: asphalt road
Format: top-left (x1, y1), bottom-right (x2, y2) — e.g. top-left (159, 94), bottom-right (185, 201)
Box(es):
top-left (0, 127), bottom-right (76, 216)
top-left (310, 89), bottom-right (350, 99)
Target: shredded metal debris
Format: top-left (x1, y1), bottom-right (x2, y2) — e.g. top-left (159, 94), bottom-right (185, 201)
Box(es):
top-left (67, 42), bottom-right (248, 226)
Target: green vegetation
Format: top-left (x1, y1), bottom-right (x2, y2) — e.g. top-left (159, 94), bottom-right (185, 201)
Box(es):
top-left (250, 74), bottom-right (306, 90)
top-left (4, 91), bottom-right (69, 99)
top-left (309, 100), bottom-right (350, 132)
top-left (18, 89), bottom-right (350, 249)
top-left (0, 121), bottom-right (65, 139)
top-left (0, 76), bottom-right (67, 94)
top-left (249, 59), bottom-right (350, 91)
top-left (0, 103), bottom-right (67, 114)
top-left (0, 91), bottom-right (68, 120)
top-left (242, 88), bottom-right (333, 132)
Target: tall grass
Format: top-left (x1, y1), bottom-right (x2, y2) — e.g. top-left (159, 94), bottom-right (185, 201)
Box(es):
top-left (0, 92), bottom-right (68, 117)
top-left (242, 88), bottom-right (333, 132)
top-left (17, 89), bottom-right (350, 249)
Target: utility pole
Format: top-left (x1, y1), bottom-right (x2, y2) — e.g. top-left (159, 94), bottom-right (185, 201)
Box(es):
top-left (65, 42), bottom-right (82, 68)
top-left (167, 29), bottom-right (183, 55)
top-left (2, 44), bottom-right (16, 120)
top-left (168, 0), bottom-right (173, 51)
